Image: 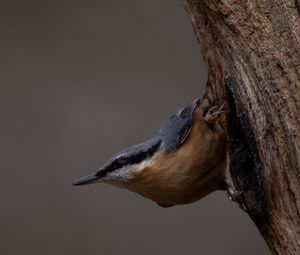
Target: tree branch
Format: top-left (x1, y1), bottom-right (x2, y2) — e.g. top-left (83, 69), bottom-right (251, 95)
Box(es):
top-left (182, 0), bottom-right (300, 254)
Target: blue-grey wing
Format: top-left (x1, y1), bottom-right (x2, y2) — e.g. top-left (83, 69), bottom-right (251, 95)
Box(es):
top-left (155, 98), bottom-right (201, 153)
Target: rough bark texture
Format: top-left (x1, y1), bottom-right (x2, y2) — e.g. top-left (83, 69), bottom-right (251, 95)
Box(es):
top-left (182, 1), bottom-right (300, 254)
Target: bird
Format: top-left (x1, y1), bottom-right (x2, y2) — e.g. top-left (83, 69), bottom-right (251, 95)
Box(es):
top-left (73, 86), bottom-right (229, 207)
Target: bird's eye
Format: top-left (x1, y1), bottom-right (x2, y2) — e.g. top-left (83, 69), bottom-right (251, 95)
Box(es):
top-left (117, 157), bottom-right (127, 166)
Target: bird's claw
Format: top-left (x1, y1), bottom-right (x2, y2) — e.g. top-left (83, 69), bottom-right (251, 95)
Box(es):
top-left (227, 187), bottom-right (247, 211)
top-left (204, 103), bottom-right (226, 124)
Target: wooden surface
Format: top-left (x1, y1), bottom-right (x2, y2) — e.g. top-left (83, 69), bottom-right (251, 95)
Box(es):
top-left (182, 0), bottom-right (300, 254)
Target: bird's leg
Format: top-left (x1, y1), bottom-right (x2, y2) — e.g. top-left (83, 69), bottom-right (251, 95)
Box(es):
top-left (204, 103), bottom-right (226, 124)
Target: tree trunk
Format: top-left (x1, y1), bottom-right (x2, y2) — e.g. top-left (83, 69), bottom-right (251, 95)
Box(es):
top-left (182, 0), bottom-right (300, 254)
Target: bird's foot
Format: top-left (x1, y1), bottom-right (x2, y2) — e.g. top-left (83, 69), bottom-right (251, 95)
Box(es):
top-left (204, 103), bottom-right (226, 124)
top-left (227, 186), bottom-right (246, 211)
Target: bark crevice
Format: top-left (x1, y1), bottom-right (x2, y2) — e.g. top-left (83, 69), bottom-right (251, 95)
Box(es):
top-left (225, 76), bottom-right (267, 225)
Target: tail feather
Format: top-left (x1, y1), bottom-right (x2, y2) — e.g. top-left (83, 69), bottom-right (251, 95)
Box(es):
top-left (72, 173), bottom-right (100, 186)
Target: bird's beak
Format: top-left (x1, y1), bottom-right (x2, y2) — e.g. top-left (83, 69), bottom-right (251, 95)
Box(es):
top-left (72, 173), bottom-right (100, 186)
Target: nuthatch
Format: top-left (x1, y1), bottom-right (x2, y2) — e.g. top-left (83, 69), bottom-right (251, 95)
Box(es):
top-left (73, 86), bottom-right (229, 207)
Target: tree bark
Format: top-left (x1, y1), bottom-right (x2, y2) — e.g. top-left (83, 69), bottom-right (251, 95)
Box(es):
top-left (182, 0), bottom-right (300, 254)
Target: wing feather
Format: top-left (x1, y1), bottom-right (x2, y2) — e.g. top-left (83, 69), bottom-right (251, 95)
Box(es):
top-left (156, 98), bottom-right (200, 153)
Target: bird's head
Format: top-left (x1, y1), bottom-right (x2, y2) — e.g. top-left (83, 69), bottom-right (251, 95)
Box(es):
top-left (72, 139), bottom-right (161, 187)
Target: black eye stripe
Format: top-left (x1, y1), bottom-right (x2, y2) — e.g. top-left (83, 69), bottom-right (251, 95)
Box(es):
top-left (96, 139), bottom-right (161, 177)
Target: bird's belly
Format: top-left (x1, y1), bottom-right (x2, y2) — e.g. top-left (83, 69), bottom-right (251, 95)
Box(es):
top-left (128, 158), bottom-right (226, 206)
top-left (159, 169), bottom-right (224, 206)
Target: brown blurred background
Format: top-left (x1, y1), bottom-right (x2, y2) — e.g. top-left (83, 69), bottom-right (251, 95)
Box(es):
top-left (0, 1), bottom-right (269, 254)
